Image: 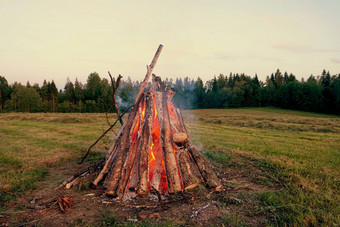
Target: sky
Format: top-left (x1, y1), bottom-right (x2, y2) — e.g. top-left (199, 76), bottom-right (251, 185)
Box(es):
top-left (1, 0), bottom-right (340, 89)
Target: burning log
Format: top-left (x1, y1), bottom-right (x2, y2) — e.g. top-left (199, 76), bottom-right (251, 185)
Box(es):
top-left (62, 44), bottom-right (222, 200)
top-left (152, 75), bottom-right (183, 193)
top-left (104, 96), bottom-right (143, 196)
top-left (178, 148), bottom-right (202, 189)
top-left (137, 94), bottom-right (153, 195)
top-left (116, 104), bottom-right (144, 198)
top-left (150, 90), bottom-right (166, 192)
top-left (161, 89), bottom-right (183, 193)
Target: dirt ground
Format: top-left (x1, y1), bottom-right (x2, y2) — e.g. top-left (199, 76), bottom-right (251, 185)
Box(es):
top-left (1, 155), bottom-right (274, 227)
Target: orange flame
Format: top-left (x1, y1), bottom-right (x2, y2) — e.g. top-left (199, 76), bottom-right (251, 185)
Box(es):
top-left (128, 89), bottom-right (188, 193)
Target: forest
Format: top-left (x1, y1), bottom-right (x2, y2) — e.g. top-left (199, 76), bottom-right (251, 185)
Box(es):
top-left (0, 69), bottom-right (339, 115)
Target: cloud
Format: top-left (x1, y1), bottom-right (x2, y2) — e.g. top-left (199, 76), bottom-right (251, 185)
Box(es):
top-left (331, 58), bottom-right (340, 64)
top-left (273, 42), bottom-right (340, 53)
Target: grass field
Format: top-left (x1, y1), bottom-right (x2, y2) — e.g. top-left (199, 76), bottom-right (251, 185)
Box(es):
top-left (0, 108), bottom-right (339, 226)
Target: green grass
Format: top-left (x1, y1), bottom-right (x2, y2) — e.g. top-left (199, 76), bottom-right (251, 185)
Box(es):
top-left (0, 113), bottom-right (121, 206)
top-left (0, 108), bottom-right (339, 226)
top-left (185, 108), bottom-right (340, 226)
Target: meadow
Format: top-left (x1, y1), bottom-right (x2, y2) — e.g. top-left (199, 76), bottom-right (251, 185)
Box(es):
top-left (0, 108), bottom-right (339, 226)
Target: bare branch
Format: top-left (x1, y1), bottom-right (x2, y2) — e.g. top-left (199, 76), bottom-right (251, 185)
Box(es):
top-left (108, 71), bottom-right (123, 126)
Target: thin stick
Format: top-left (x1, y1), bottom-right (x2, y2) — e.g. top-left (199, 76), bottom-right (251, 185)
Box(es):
top-left (108, 72), bottom-right (123, 126)
top-left (55, 159), bottom-right (105, 190)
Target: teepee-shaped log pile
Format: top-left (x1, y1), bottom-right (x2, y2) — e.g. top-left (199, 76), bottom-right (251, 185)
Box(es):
top-left (60, 45), bottom-right (222, 200)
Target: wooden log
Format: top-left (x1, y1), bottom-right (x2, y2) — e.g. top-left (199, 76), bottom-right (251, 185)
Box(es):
top-left (176, 108), bottom-right (187, 132)
top-left (166, 90), bottom-right (178, 127)
top-left (161, 91), bottom-right (183, 193)
top-left (114, 106), bottom-right (144, 198)
top-left (152, 91), bottom-right (166, 192)
top-left (55, 176), bottom-right (74, 191)
top-left (173, 133), bottom-right (188, 146)
top-left (57, 160), bottom-right (104, 191)
top-left (149, 145), bottom-right (164, 191)
top-left (104, 96), bottom-right (145, 196)
top-left (117, 93), bottom-right (153, 198)
top-left (137, 93), bottom-right (154, 195)
top-left (65, 178), bottom-right (81, 189)
top-left (127, 103), bottom-right (146, 192)
top-left (127, 137), bottom-right (141, 191)
top-left (65, 168), bottom-right (91, 189)
top-left (168, 101), bottom-right (182, 133)
top-left (154, 91), bottom-right (164, 124)
top-left (135, 45), bottom-right (163, 104)
top-left (116, 136), bottom-right (141, 197)
top-left (149, 91), bottom-right (166, 192)
top-left (93, 96), bottom-right (142, 188)
top-left (188, 146), bottom-right (222, 189)
top-left (152, 74), bottom-right (161, 91)
top-left (178, 148), bottom-right (202, 189)
top-left (127, 104), bottom-right (146, 192)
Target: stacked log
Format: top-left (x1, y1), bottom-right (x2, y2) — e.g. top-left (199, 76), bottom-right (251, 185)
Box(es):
top-left (59, 44), bottom-right (222, 199)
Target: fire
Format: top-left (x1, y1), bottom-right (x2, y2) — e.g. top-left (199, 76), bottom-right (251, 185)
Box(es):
top-left (128, 89), bottom-right (185, 193)
top-left (142, 108), bottom-right (145, 119)
top-left (147, 90), bottom-right (169, 192)
top-left (154, 104), bottom-right (157, 120)
top-left (150, 147), bottom-right (155, 161)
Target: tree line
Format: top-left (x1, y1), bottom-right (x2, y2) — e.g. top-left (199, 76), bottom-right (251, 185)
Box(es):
top-left (0, 69), bottom-right (339, 114)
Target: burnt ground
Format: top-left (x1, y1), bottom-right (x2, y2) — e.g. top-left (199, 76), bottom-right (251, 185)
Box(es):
top-left (1, 154), bottom-right (276, 227)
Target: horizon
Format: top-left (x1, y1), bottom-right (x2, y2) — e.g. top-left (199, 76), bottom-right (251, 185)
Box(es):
top-left (2, 68), bottom-right (338, 91)
top-left (1, 0), bottom-right (340, 89)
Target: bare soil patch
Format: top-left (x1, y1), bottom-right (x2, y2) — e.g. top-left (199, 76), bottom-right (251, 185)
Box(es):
top-left (1, 154), bottom-right (274, 226)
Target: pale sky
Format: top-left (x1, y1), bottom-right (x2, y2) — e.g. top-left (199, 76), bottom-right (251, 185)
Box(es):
top-left (1, 0), bottom-right (340, 89)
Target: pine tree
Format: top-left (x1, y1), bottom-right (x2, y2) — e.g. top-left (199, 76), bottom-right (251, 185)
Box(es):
top-left (64, 77), bottom-right (75, 104)
top-left (49, 81), bottom-right (58, 112)
top-left (194, 77), bottom-right (204, 108)
top-left (74, 78), bottom-right (84, 104)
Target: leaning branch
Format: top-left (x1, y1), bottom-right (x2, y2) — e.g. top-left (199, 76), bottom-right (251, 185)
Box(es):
top-left (134, 44), bottom-right (163, 104)
top-left (108, 72), bottom-right (123, 126)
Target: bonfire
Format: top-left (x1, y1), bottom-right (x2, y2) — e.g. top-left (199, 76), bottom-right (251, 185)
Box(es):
top-left (57, 45), bottom-right (222, 200)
